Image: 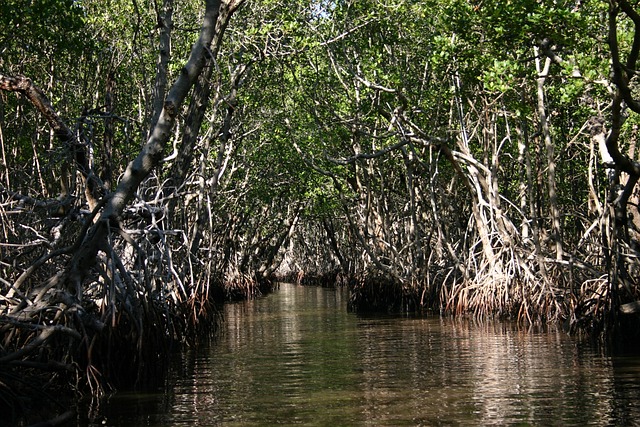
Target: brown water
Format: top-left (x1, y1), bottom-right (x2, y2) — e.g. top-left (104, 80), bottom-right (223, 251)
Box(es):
top-left (81, 283), bottom-right (640, 426)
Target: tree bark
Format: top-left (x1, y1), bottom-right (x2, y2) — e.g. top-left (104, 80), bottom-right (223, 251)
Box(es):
top-left (64, 0), bottom-right (238, 297)
top-left (534, 47), bottom-right (563, 261)
top-left (149, 0), bottom-right (174, 134)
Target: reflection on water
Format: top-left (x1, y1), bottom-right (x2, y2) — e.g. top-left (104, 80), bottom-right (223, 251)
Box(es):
top-left (84, 284), bottom-right (640, 426)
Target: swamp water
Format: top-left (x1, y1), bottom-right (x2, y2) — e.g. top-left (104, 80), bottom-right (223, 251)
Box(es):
top-left (79, 283), bottom-right (640, 426)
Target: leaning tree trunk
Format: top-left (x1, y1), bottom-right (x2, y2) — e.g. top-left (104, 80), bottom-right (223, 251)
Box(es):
top-left (0, 0), bottom-right (245, 401)
top-left (65, 0), bottom-right (226, 298)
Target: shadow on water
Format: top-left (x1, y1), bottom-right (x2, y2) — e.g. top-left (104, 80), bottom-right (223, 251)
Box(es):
top-left (73, 283), bottom-right (640, 426)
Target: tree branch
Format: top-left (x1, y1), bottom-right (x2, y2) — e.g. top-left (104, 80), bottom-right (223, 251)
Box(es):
top-left (0, 73), bottom-right (105, 208)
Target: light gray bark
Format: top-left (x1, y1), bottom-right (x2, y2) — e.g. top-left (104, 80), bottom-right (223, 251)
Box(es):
top-left (535, 46), bottom-right (563, 261)
top-left (67, 0), bottom-right (237, 296)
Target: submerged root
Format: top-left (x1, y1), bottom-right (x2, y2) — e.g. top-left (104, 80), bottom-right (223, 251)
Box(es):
top-left (217, 270), bottom-right (277, 301)
top-left (274, 268), bottom-right (350, 288)
top-left (348, 271), bottom-right (420, 313)
top-left (345, 239), bottom-right (583, 325)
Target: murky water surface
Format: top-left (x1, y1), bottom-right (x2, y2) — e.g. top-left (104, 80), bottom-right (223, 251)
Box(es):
top-left (84, 284), bottom-right (640, 426)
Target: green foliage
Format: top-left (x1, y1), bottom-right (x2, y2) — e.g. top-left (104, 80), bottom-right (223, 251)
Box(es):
top-left (0, 0), bottom-right (87, 64)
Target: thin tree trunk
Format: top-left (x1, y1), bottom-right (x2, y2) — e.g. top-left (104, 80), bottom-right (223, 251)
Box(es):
top-left (516, 100), bottom-right (531, 240)
top-left (149, 0), bottom-right (173, 134)
top-left (102, 72), bottom-right (116, 189)
top-left (535, 47), bottom-right (563, 260)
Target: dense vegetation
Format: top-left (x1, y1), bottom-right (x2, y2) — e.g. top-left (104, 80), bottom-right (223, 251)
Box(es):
top-left (3, 0), bottom-right (640, 423)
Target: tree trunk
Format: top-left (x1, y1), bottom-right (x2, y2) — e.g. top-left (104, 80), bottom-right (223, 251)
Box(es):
top-left (534, 47), bottom-right (563, 261)
top-left (64, 0), bottom-right (230, 297)
top-left (149, 0), bottom-right (174, 134)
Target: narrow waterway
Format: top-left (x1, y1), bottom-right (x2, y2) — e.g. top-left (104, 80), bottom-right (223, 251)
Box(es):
top-left (84, 283), bottom-right (640, 426)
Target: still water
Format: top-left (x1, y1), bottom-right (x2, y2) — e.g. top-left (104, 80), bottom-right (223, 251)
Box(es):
top-left (87, 283), bottom-right (640, 426)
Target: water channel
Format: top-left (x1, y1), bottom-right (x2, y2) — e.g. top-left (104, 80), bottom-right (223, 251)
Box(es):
top-left (81, 283), bottom-right (640, 426)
